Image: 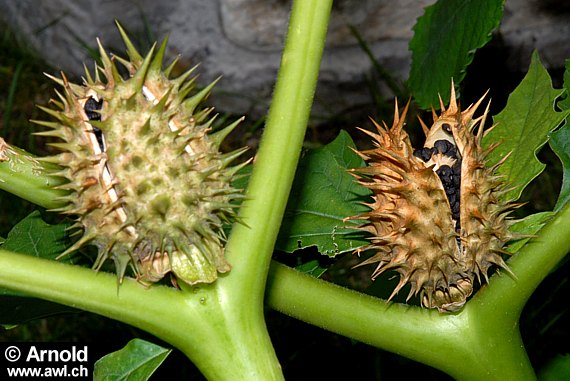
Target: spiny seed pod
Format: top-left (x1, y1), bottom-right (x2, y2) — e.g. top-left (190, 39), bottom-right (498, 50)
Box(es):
top-left (347, 86), bottom-right (520, 312)
top-left (33, 23), bottom-right (248, 286)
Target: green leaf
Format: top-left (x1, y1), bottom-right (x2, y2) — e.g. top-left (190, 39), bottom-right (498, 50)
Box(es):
top-left (408, 0), bottom-right (504, 109)
top-left (550, 122), bottom-right (570, 211)
top-left (550, 59), bottom-right (570, 211)
top-left (484, 52), bottom-right (569, 202)
top-left (276, 131), bottom-right (370, 256)
top-left (1, 211), bottom-right (71, 260)
top-left (0, 212), bottom-right (81, 324)
top-left (295, 260), bottom-right (328, 278)
top-left (505, 211), bottom-right (553, 254)
top-left (558, 59), bottom-right (570, 110)
top-left (94, 339), bottom-right (171, 381)
top-left (539, 354), bottom-right (570, 381)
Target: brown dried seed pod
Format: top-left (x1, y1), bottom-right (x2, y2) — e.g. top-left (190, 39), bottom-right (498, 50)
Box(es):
top-left (347, 86), bottom-right (519, 312)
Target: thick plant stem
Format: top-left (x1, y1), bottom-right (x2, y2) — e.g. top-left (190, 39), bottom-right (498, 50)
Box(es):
top-left (0, 251), bottom-right (275, 380)
top-left (215, 1), bottom-right (332, 378)
top-left (223, 0), bottom-right (333, 302)
top-left (267, 201), bottom-right (570, 380)
top-left (267, 263), bottom-right (535, 381)
top-left (0, 141), bottom-right (66, 209)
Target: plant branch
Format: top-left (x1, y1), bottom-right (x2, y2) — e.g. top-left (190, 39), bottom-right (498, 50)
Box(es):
top-left (211, 3), bottom-right (333, 376)
top-left (264, 204), bottom-right (570, 380)
top-left (0, 140), bottom-right (66, 209)
top-left (222, 0), bottom-right (332, 305)
top-left (265, 203), bottom-right (570, 379)
top-left (0, 250), bottom-right (276, 379)
top-left (266, 261), bottom-right (536, 381)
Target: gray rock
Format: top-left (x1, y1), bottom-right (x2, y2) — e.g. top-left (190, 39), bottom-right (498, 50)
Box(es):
top-left (1, 0), bottom-right (568, 117)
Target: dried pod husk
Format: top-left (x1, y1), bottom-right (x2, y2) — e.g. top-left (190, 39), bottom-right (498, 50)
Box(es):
top-left (33, 23), bottom-right (247, 286)
top-left (347, 87), bottom-right (520, 312)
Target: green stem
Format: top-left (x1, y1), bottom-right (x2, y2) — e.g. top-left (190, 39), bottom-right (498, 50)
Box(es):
top-left (266, 202), bottom-right (570, 380)
top-left (0, 142), bottom-right (66, 209)
top-left (266, 264), bottom-right (534, 381)
top-left (0, 250), bottom-right (272, 380)
top-left (223, 0), bottom-right (333, 300)
top-left (214, 1), bottom-right (333, 377)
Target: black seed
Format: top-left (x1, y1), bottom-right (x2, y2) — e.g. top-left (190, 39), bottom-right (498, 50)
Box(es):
top-left (453, 175), bottom-right (461, 187)
top-left (435, 162), bottom-right (461, 227)
top-left (451, 200), bottom-right (459, 212)
top-left (413, 148), bottom-right (423, 162)
top-left (84, 97), bottom-right (103, 121)
top-left (452, 162), bottom-right (462, 175)
top-left (434, 140), bottom-right (454, 155)
top-left (453, 200), bottom-right (460, 212)
top-left (92, 127), bottom-right (106, 152)
top-left (412, 149), bottom-right (423, 160)
top-left (413, 147), bottom-right (434, 162)
top-left (84, 97), bottom-right (106, 152)
top-left (436, 165), bottom-right (453, 180)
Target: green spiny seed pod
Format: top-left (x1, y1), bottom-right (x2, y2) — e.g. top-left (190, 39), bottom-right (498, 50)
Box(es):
top-left (33, 22), bottom-right (248, 286)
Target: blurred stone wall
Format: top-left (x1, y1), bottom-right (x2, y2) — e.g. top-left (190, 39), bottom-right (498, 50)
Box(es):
top-left (1, 0), bottom-right (568, 117)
